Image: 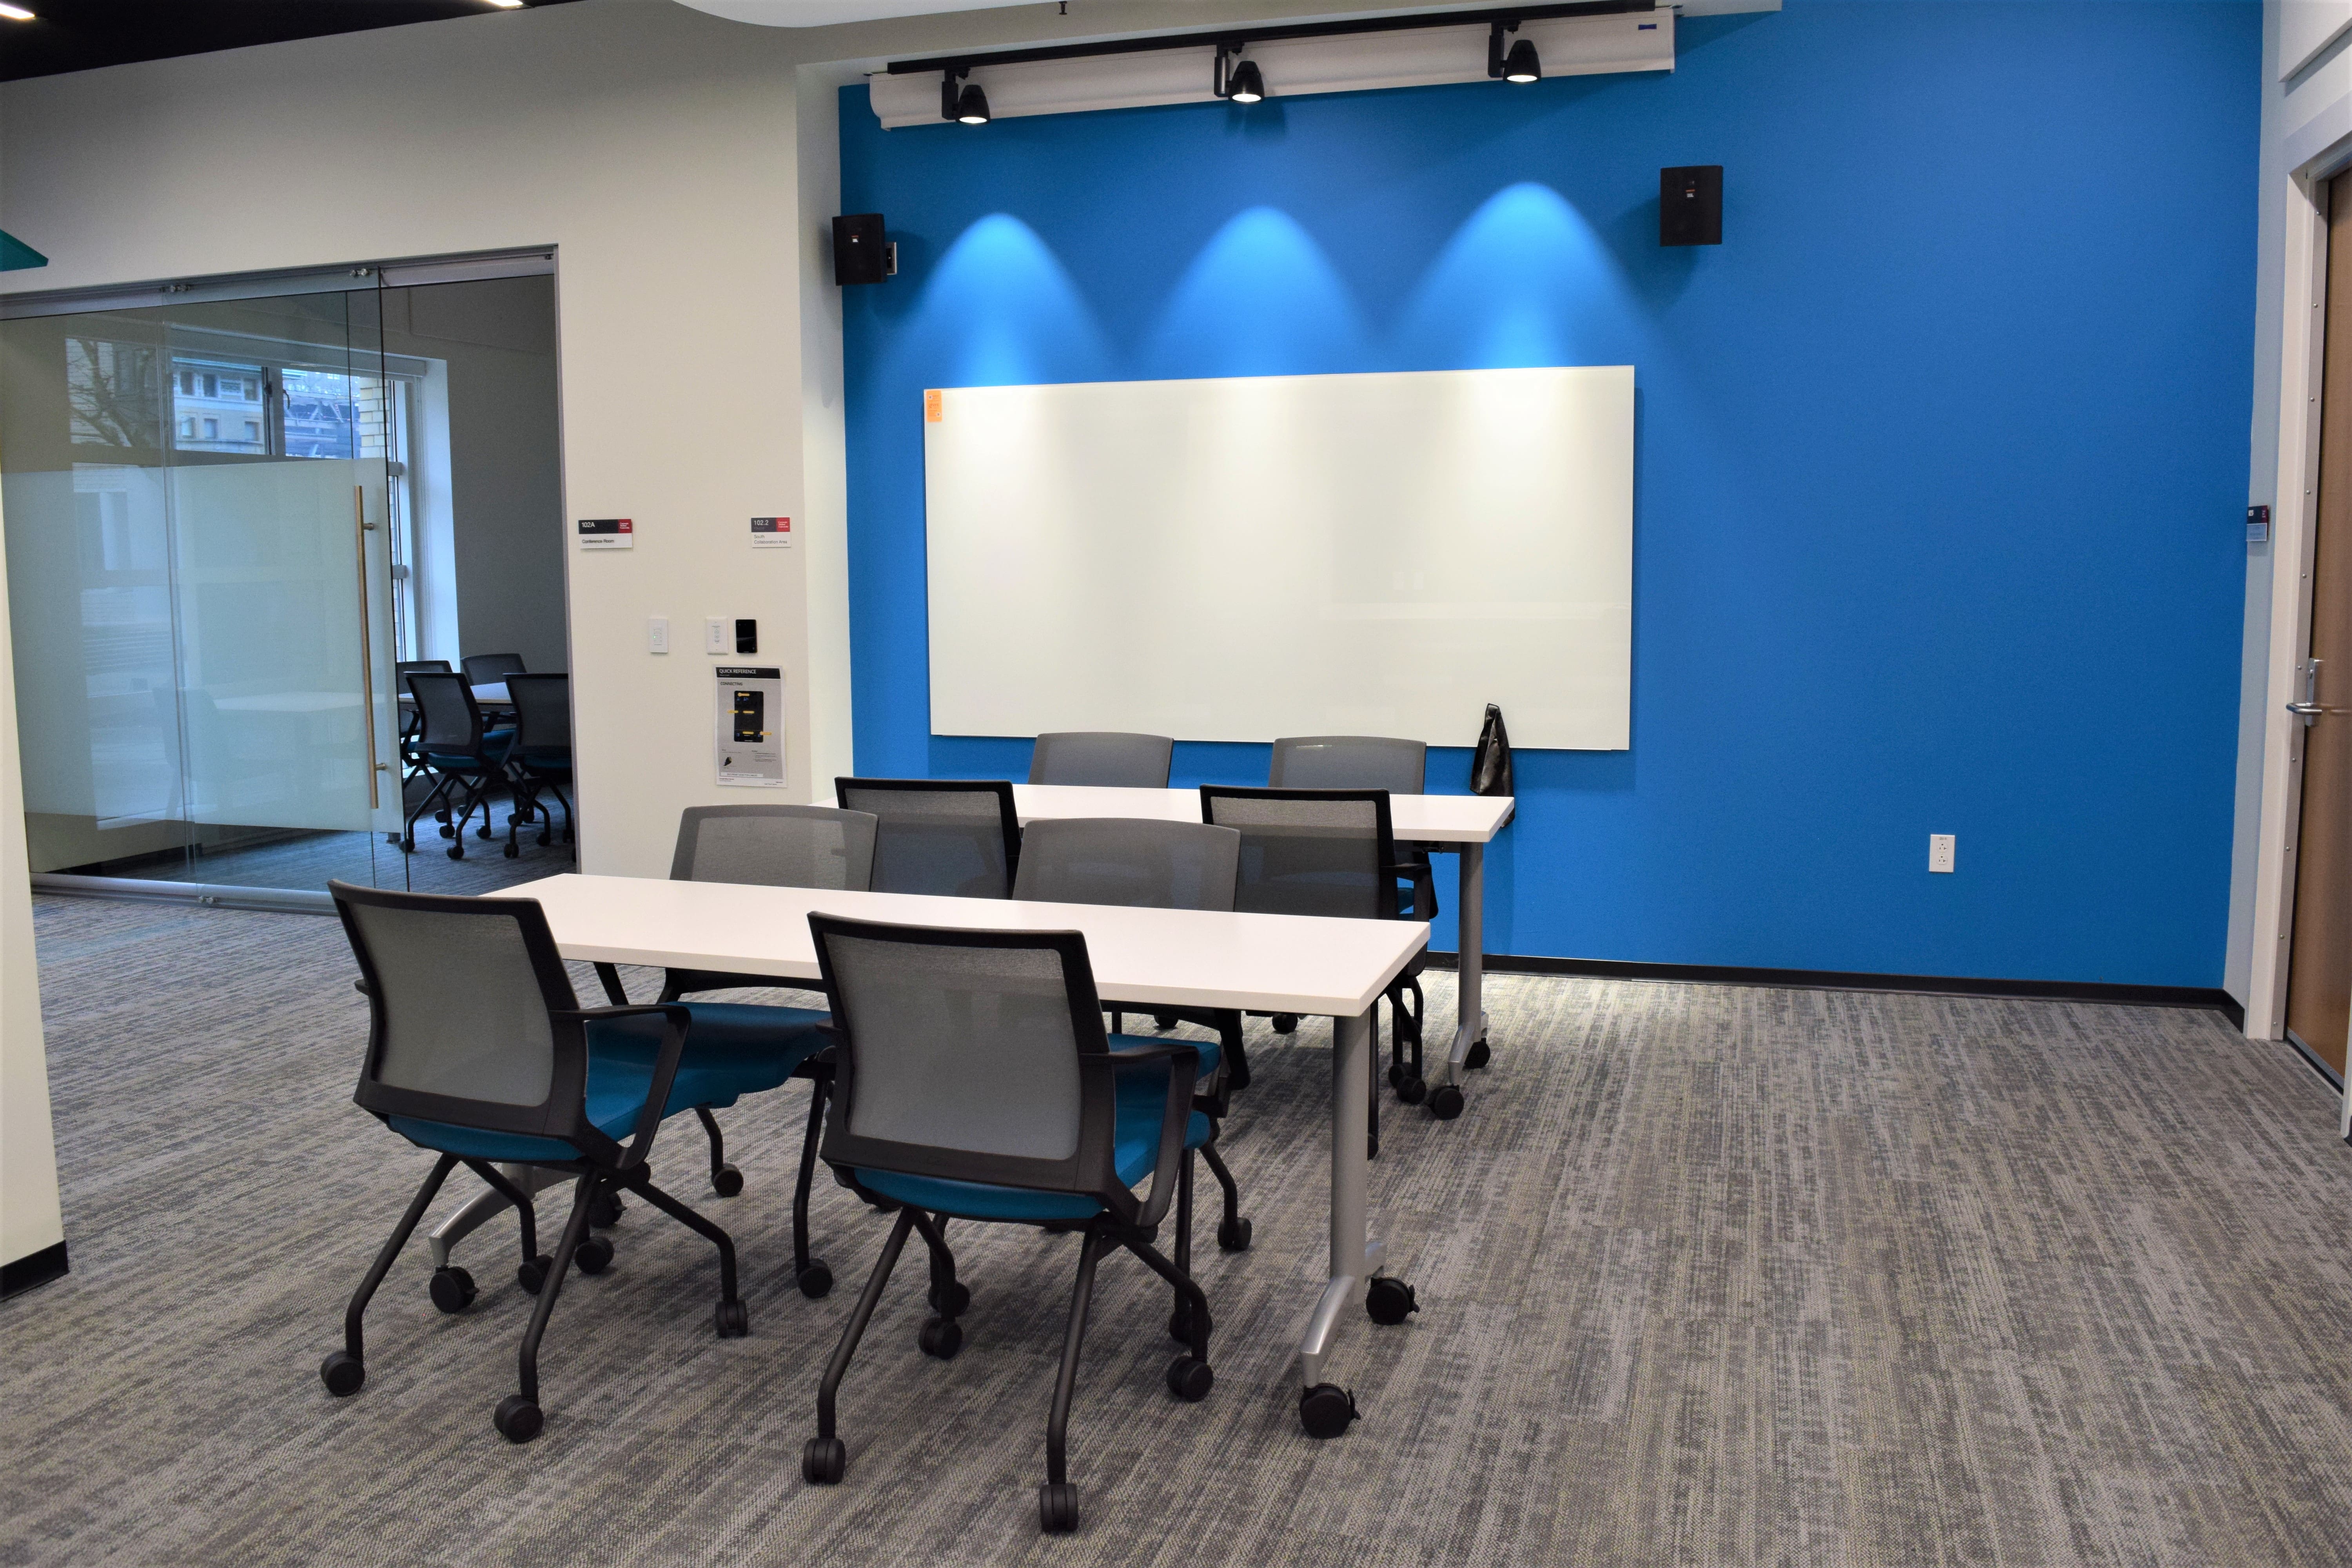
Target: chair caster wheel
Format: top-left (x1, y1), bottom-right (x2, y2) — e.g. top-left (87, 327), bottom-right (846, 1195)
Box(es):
top-left (918, 1315), bottom-right (962, 1359)
top-left (1298, 1383), bottom-right (1360, 1439)
top-left (929, 1280), bottom-right (971, 1317)
top-left (1428, 1084), bottom-right (1465, 1120)
top-left (1394, 1074), bottom-right (1426, 1105)
top-left (797, 1260), bottom-right (833, 1299)
top-left (575, 1236), bottom-right (614, 1275)
top-left (428, 1265), bottom-right (477, 1314)
top-left (493, 1394), bottom-right (542, 1443)
top-left (1039, 1481), bottom-right (1080, 1534)
top-left (715, 1299), bottom-right (750, 1338)
top-left (1217, 1216), bottom-right (1252, 1252)
top-left (503, 842), bottom-right (519, 859)
top-left (1271, 1014), bottom-right (1298, 1034)
top-left (1366, 1276), bottom-right (1419, 1325)
top-left (537, 833), bottom-right (553, 848)
top-left (447, 844), bottom-right (464, 860)
top-left (319, 1350), bottom-right (365, 1397)
top-left (477, 824), bottom-right (494, 840)
top-left (711, 1164), bottom-right (744, 1198)
top-left (399, 837), bottom-right (416, 853)
top-left (802, 1437), bottom-right (846, 1485)
top-left (439, 824), bottom-right (455, 838)
top-left (1152, 1011), bottom-right (1178, 1030)
top-left (588, 1191), bottom-right (624, 1228)
top-left (517, 1255), bottom-right (553, 1295)
top-left (1466, 1037), bottom-right (1491, 1069)
top-left (1165, 1354), bottom-right (1214, 1402)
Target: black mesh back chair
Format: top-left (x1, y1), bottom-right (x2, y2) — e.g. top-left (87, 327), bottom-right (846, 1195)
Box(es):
top-left (402, 671), bottom-right (513, 860)
top-left (394, 659), bottom-right (452, 788)
top-left (634, 804), bottom-right (880, 1298)
top-left (462, 651), bottom-right (528, 688)
top-left (835, 777), bottom-right (1020, 898)
top-left (321, 880), bottom-right (756, 1444)
top-left (798, 914), bottom-right (1214, 1535)
top-left (501, 673), bottom-right (574, 860)
top-left (1027, 731), bottom-right (1174, 788)
top-left (1268, 734), bottom-right (1438, 923)
top-left (1201, 786), bottom-right (1437, 1138)
top-left (1013, 817), bottom-right (1255, 1251)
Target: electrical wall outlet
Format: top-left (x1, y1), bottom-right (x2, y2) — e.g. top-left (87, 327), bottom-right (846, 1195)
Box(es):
top-left (647, 616), bottom-right (670, 654)
top-left (705, 615), bottom-right (730, 654)
top-left (1929, 833), bottom-right (1956, 873)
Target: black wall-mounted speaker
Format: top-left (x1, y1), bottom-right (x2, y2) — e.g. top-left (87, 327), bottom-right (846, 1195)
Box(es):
top-left (833, 213), bottom-right (889, 285)
top-left (1660, 167), bottom-right (1722, 247)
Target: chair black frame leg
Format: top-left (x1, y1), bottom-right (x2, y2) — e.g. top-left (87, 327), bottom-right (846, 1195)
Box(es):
top-left (339, 1153), bottom-right (459, 1365)
top-left (461, 1158), bottom-right (541, 1265)
top-left (792, 1078), bottom-right (829, 1286)
top-left (623, 1171), bottom-right (743, 1310)
top-left (1045, 1227), bottom-right (1105, 1492)
top-left (1199, 1140), bottom-right (1245, 1236)
top-left (692, 1105), bottom-right (735, 1192)
top-left (515, 1173), bottom-right (597, 1407)
top-left (815, 1207), bottom-right (917, 1445)
top-left (1120, 1230), bottom-right (1211, 1364)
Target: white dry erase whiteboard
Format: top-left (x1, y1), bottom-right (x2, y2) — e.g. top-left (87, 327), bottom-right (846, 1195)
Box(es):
top-left (923, 365), bottom-right (1632, 750)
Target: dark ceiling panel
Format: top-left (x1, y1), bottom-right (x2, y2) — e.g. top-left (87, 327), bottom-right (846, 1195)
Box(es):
top-left (0, 0), bottom-right (584, 83)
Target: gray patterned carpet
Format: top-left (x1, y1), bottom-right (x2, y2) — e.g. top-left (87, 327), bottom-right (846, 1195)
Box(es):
top-left (7, 896), bottom-right (2352, 1566)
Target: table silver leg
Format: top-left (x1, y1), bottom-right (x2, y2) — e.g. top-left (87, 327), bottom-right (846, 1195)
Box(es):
top-left (1435, 838), bottom-right (1487, 1088)
top-left (1300, 1007), bottom-right (1377, 1388)
top-left (426, 1162), bottom-right (562, 1269)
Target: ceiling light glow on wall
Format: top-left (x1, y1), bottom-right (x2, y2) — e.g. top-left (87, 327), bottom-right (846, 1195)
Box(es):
top-left (483, 1), bottom-right (527, 10)
top-left (1490, 23), bottom-right (1540, 83)
top-left (0, 5), bottom-right (39, 21)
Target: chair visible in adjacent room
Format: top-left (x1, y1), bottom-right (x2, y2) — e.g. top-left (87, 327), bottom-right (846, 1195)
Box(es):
top-left (797, 913), bottom-right (1215, 1535)
top-left (501, 673), bottom-right (573, 859)
top-left (393, 658), bottom-right (451, 786)
top-left (319, 881), bottom-right (759, 1444)
top-left (1027, 731), bottom-right (1174, 788)
top-left (1201, 785), bottom-right (1444, 1131)
top-left (461, 651), bottom-right (528, 689)
top-left (642, 804), bottom-right (881, 1298)
top-left (1013, 816), bottom-right (1254, 1251)
top-left (835, 777), bottom-right (1021, 898)
top-left (401, 670), bottom-right (513, 859)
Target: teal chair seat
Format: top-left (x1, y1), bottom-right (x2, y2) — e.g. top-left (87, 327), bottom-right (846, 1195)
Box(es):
top-left (425, 728), bottom-right (515, 770)
top-left (857, 1073), bottom-right (1211, 1223)
top-left (389, 1003), bottom-right (829, 1163)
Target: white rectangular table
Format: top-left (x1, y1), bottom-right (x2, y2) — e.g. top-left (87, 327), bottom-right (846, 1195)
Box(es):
top-left (830, 784), bottom-right (1514, 1098)
top-left (505, 871), bottom-right (1428, 1414)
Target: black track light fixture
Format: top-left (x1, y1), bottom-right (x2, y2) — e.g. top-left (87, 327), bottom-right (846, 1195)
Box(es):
top-left (941, 66), bottom-right (991, 124)
top-left (1488, 22), bottom-right (1540, 84)
top-left (1213, 45), bottom-right (1266, 105)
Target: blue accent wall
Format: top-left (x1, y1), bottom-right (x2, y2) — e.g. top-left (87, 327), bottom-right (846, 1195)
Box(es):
top-left (839, 0), bottom-right (2259, 985)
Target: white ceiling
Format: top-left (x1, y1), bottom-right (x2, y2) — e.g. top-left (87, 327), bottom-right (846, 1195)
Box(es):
top-left (672, 0), bottom-right (1037, 27)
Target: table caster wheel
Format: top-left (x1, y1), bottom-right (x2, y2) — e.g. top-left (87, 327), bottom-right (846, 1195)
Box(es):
top-left (588, 1191), bottom-right (624, 1228)
top-left (918, 1315), bottom-right (962, 1359)
top-left (319, 1350), bottom-right (365, 1397)
top-left (1366, 1276), bottom-right (1419, 1325)
top-left (1271, 1014), bottom-right (1298, 1034)
top-left (1394, 1074), bottom-right (1426, 1105)
top-left (802, 1437), bottom-right (846, 1484)
top-left (1039, 1481), bottom-right (1080, 1534)
top-left (715, 1299), bottom-right (750, 1338)
top-left (928, 1280), bottom-right (971, 1317)
top-left (1298, 1383), bottom-right (1359, 1439)
top-left (1165, 1354), bottom-right (1214, 1402)
top-left (797, 1260), bottom-right (833, 1299)
top-left (1217, 1216), bottom-right (1252, 1252)
top-left (1466, 1038), bottom-right (1491, 1070)
top-left (517, 1254), bottom-right (553, 1295)
top-left (493, 1394), bottom-right (542, 1443)
top-left (428, 1265), bottom-right (477, 1314)
top-left (1428, 1084), bottom-right (1465, 1121)
top-left (503, 842), bottom-right (519, 858)
top-left (575, 1236), bottom-right (614, 1275)
top-left (711, 1163), bottom-right (744, 1198)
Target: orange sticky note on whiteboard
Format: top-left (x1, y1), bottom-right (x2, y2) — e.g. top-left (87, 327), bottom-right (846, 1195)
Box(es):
top-left (924, 389), bottom-right (943, 423)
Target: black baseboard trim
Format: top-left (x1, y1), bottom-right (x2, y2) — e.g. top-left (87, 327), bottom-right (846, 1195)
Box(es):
top-left (0, 1240), bottom-right (67, 1299)
top-left (1419, 950), bottom-right (2243, 1025)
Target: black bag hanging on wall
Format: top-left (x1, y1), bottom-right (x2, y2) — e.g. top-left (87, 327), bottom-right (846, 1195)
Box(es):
top-left (1470, 703), bottom-right (1514, 797)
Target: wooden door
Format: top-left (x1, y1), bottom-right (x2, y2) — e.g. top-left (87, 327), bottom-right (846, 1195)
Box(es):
top-left (2287, 174), bottom-right (2352, 1075)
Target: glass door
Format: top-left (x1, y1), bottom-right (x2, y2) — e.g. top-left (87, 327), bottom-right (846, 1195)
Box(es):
top-left (0, 285), bottom-right (404, 892)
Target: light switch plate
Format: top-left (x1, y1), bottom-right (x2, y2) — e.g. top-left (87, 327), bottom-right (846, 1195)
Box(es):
top-left (705, 616), bottom-right (729, 654)
top-left (648, 616), bottom-right (670, 654)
